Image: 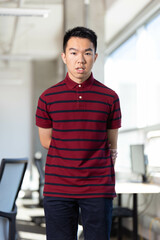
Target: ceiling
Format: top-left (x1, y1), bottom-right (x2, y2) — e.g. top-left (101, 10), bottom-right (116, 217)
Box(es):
top-left (104, 0), bottom-right (152, 44)
top-left (0, 0), bottom-right (63, 60)
top-left (0, 0), bottom-right (154, 60)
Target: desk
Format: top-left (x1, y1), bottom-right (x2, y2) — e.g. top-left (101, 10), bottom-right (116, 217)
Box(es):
top-left (114, 182), bottom-right (160, 240)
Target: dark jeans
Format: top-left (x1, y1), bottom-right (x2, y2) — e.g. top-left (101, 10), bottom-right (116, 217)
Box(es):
top-left (43, 196), bottom-right (113, 240)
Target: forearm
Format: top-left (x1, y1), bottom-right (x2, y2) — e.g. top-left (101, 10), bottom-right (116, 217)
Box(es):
top-left (107, 129), bottom-right (119, 165)
top-left (38, 127), bottom-right (52, 150)
top-left (40, 137), bottom-right (51, 150)
top-left (107, 129), bottom-right (118, 148)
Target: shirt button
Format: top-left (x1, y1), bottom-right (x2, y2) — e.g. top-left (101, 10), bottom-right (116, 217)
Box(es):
top-left (79, 96), bottom-right (82, 99)
top-left (78, 84), bottom-right (81, 87)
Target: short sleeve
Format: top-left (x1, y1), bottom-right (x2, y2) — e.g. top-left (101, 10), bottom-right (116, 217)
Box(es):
top-left (36, 94), bottom-right (52, 128)
top-left (107, 93), bottom-right (122, 129)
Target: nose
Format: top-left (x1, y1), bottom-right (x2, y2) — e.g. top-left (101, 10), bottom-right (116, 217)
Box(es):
top-left (78, 54), bottom-right (85, 64)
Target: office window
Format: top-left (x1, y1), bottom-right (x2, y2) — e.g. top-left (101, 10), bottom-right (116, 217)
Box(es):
top-left (105, 13), bottom-right (160, 130)
top-left (105, 13), bottom-right (160, 170)
top-left (147, 131), bottom-right (160, 168)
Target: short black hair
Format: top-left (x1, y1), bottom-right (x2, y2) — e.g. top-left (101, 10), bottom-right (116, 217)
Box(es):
top-left (63, 26), bottom-right (97, 53)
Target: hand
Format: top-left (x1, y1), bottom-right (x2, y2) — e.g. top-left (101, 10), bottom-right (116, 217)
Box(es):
top-left (110, 148), bottom-right (118, 166)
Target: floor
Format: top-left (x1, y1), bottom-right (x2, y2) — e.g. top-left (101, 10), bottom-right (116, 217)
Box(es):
top-left (16, 197), bottom-right (46, 240)
top-left (16, 196), bottom-right (130, 240)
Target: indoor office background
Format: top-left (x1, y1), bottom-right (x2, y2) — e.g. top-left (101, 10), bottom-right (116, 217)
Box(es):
top-left (0, 0), bottom-right (160, 240)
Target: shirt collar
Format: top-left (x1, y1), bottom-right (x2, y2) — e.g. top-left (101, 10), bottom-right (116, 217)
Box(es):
top-left (65, 72), bottom-right (94, 89)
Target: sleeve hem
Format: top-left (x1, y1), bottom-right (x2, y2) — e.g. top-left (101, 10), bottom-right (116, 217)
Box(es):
top-left (107, 125), bottom-right (121, 129)
top-left (36, 121), bottom-right (52, 129)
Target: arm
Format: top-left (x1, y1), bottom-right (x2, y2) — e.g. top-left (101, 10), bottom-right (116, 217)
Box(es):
top-left (38, 127), bottom-right (52, 150)
top-left (107, 128), bottom-right (119, 165)
top-left (107, 128), bottom-right (118, 149)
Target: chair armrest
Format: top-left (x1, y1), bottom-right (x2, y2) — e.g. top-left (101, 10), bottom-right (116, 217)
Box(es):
top-left (0, 205), bottom-right (17, 220)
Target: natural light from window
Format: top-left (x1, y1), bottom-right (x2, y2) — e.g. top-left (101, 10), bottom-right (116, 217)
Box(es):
top-left (104, 14), bottom-right (160, 170)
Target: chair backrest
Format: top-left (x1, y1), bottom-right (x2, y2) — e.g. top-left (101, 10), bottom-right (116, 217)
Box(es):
top-left (0, 158), bottom-right (28, 212)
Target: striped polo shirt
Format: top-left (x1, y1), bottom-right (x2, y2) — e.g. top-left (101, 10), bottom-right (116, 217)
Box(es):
top-left (36, 73), bottom-right (121, 198)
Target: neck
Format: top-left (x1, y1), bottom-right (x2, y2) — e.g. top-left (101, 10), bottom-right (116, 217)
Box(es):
top-left (68, 73), bottom-right (91, 84)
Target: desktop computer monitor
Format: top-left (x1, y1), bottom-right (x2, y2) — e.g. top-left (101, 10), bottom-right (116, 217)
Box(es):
top-left (130, 144), bottom-right (148, 183)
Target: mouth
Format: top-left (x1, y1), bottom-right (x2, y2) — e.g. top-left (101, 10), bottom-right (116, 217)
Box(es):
top-left (76, 67), bottom-right (85, 73)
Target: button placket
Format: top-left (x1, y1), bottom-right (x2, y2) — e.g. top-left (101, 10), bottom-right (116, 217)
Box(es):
top-left (77, 84), bottom-right (83, 100)
top-left (76, 84), bottom-right (83, 109)
top-left (78, 84), bottom-right (82, 99)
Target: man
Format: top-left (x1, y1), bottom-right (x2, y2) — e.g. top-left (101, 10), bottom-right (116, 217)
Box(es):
top-left (36, 26), bottom-right (121, 240)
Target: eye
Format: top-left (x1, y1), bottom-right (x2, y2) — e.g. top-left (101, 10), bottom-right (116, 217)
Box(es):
top-left (85, 52), bottom-right (92, 56)
top-left (71, 52), bottom-right (76, 55)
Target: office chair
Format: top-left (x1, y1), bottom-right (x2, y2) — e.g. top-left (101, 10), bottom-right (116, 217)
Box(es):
top-left (34, 152), bottom-right (45, 207)
top-left (31, 152), bottom-right (45, 225)
top-left (0, 158), bottom-right (28, 240)
top-left (112, 194), bottom-right (134, 240)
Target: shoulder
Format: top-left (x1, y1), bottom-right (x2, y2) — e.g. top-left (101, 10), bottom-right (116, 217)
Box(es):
top-left (93, 79), bottom-right (119, 98)
top-left (40, 79), bottom-right (66, 98)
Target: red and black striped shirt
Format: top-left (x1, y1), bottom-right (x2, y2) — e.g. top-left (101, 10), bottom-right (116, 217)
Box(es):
top-left (36, 73), bottom-right (121, 198)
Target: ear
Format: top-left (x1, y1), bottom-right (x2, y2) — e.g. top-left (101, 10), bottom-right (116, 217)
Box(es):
top-left (61, 52), bottom-right (66, 64)
top-left (94, 53), bottom-right (98, 62)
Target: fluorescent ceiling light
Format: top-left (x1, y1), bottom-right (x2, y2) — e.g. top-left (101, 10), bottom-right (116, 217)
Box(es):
top-left (0, 54), bottom-right (56, 61)
top-left (0, 8), bottom-right (50, 17)
top-left (0, 54), bottom-right (31, 61)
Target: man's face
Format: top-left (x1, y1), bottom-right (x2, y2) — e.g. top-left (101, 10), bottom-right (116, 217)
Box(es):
top-left (61, 37), bottom-right (98, 83)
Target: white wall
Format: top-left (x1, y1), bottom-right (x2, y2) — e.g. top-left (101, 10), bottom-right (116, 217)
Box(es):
top-left (0, 61), bottom-right (33, 165)
top-left (32, 59), bottom-right (61, 168)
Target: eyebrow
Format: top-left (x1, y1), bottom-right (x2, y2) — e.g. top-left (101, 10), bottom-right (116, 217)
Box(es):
top-left (69, 48), bottom-right (93, 52)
